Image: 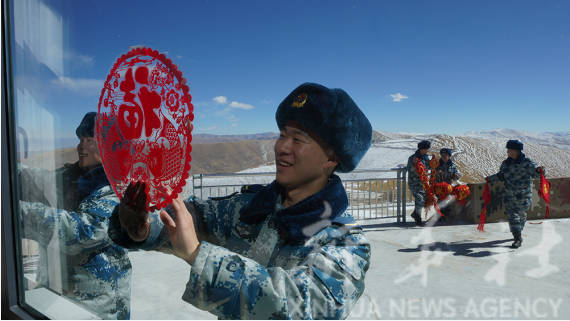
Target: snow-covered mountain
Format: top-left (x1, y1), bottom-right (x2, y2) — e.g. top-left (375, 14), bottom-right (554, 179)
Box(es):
top-left (464, 129), bottom-right (570, 151)
top-left (243, 129), bottom-right (570, 183)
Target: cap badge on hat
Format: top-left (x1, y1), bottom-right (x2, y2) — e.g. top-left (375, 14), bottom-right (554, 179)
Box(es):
top-left (291, 93), bottom-right (307, 108)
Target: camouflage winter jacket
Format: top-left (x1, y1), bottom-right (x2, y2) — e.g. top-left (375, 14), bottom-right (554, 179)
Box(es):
top-left (19, 164), bottom-right (131, 319)
top-left (109, 174), bottom-right (371, 319)
top-left (487, 153), bottom-right (544, 206)
top-left (406, 150), bottom-right (430, 193)
top-left (435, 159), bottom-right (461, 184)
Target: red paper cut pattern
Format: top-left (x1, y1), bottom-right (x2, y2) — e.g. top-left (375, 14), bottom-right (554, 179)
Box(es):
top-left (97, 47), bottom-right (193, 211)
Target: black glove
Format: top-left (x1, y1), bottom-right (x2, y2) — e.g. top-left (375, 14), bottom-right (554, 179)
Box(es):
top-left (118, 181), bottom-right (150, 242)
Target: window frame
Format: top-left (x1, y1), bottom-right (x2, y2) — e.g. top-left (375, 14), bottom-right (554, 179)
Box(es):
top-left (2, 0), bottom-right (49, 318)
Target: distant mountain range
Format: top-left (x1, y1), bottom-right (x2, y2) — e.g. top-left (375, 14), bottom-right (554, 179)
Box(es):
top-left (23, 129), bottom-right (570, 182)
top-left (192, 132), bottom-right (279, 144)
top-left (464, 129), bottom-right (570, 151)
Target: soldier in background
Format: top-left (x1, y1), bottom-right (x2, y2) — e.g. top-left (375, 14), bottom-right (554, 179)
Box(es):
top-left (486, 140), bottom-right (545, 249)
top-left (406, 140), bottom-right (431, 226)
top-left (19, 112), bottom-right (132, 319)
top-left (436, 148), bottom-right (460, 184)
top-left (109, 83), bottom-right (372, 319)
top-left (435, 148), bottom-right (461, 221)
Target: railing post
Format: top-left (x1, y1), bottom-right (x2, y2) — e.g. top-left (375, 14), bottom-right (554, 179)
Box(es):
top-left (368, 181), bottom-right (372, 220)
top-left (402, 168), bottom-right (407, 223)
top-left (397, 170), bottom-right (401, 223)
top-left (200, 173), bottom-right (204, 199)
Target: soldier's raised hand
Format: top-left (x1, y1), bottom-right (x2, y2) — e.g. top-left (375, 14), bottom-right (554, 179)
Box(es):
top-left (118, 181), bottom-right (151, 242)
top-left (159, 198), bottom-right (200, 265)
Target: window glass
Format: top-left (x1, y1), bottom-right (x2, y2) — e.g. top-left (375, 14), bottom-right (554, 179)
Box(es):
top-left (7, 0), bottom-right (569, 320)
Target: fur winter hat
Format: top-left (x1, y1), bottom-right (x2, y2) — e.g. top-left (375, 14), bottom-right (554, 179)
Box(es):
top-left (440, 148), bottom-right (452, 156)
top-left (418, 140), bottom-right (431, 150)
top-left (506, 139), bottom-right (523, 150)
top-left (275, 82), bottom-right (372, 173)
top-left (76, 112), bottom-right (97, 138)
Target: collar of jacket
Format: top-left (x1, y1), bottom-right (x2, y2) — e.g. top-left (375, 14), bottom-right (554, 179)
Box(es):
top-left (239, 174), bottom-right (349, 244)
top-left (505, 152), bottom-right (526, 165)
top-left (77, 165), bottom-right (109, 199)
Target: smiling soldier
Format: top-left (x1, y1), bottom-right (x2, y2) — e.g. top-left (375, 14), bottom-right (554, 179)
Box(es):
top-left (109, 82), bottom-right (372, 319)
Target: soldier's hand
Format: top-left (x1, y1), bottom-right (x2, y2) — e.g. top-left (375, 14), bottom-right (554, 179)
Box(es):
top-left (118, 181), bottom-right (150, 242)
top-left (536, 166), bottom-right (545, 174)
top-left (160, 198), bottom-right (200, 265)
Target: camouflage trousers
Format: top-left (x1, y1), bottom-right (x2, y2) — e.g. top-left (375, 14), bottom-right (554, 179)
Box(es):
top-left (505, 197), bottom-right (531, 234)
top-left (411, 190), bottom-right (426, 214)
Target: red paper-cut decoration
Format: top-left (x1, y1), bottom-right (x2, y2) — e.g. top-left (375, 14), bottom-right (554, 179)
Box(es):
top-left (97, 47), bottom-right (193, 211)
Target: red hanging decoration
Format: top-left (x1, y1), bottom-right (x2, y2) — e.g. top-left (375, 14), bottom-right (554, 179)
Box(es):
top-left (537, 167), bottom-right (551, 219)
top-left (414, 157), bottom-right (444, 217)
top-left (434, 182), bottom-right (453, 200)
top-left (478, 180), bottom-right (491, 232)
top-left (452, 184), bottom-right (470, 206)
top-left (428, 154), bottom-right (439, 188)
top-left (97, 47), bottom-right (194, 211)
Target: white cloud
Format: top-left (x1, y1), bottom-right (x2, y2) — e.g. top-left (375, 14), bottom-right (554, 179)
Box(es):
top-left (390, 93), bottom-right (409, 103)
top-left (213, 96), bottom-right (228, 104)
top-left (229, 101), bottom-right (255, 110)
top-left (212, 96), bottom-right (255, 110)
top-left (51, 77), bottom-right (102, 94)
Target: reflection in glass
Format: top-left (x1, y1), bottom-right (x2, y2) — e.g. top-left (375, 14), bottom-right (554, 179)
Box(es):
top-left (12, 0), bottom-right (132, 319)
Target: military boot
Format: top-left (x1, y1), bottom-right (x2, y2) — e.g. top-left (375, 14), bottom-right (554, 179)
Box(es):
top-left (511, 231), bottom-right (522, 249)
top-left (411, 210), bottom-right (424, 226)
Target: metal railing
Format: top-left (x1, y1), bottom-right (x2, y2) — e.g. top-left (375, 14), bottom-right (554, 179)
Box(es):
top-left (190, 167), bottom-right (413, 223)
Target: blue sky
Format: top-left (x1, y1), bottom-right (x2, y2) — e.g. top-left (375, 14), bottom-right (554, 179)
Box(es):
top-left (12, 0), bottom-right (570, 148)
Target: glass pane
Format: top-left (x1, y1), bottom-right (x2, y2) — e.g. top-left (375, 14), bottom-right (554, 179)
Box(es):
top-left (11, 0), bottom-right (126, 319)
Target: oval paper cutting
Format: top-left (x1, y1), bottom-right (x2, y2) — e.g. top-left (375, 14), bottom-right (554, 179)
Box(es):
top-left (97, 47), bottom-right (193, 211)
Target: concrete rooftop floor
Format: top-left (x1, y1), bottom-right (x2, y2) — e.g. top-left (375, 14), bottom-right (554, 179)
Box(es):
top-left (128, 217), bottom-right (570, 319)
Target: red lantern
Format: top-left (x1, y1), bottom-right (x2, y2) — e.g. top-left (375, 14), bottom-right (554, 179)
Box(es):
top-left (452, 184), bottom-right (470, 206)
top-left (434, 182), bottom-right (453, 200)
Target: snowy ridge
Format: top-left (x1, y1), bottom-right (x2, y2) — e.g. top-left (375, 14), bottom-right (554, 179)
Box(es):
top-left (241, 129), bottom-right (570, 183)
top-left (465, 129), bottom-right (570, 151)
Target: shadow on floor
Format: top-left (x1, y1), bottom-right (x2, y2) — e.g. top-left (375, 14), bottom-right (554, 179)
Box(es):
top-left (398, 238), bottom-right (513, 258)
